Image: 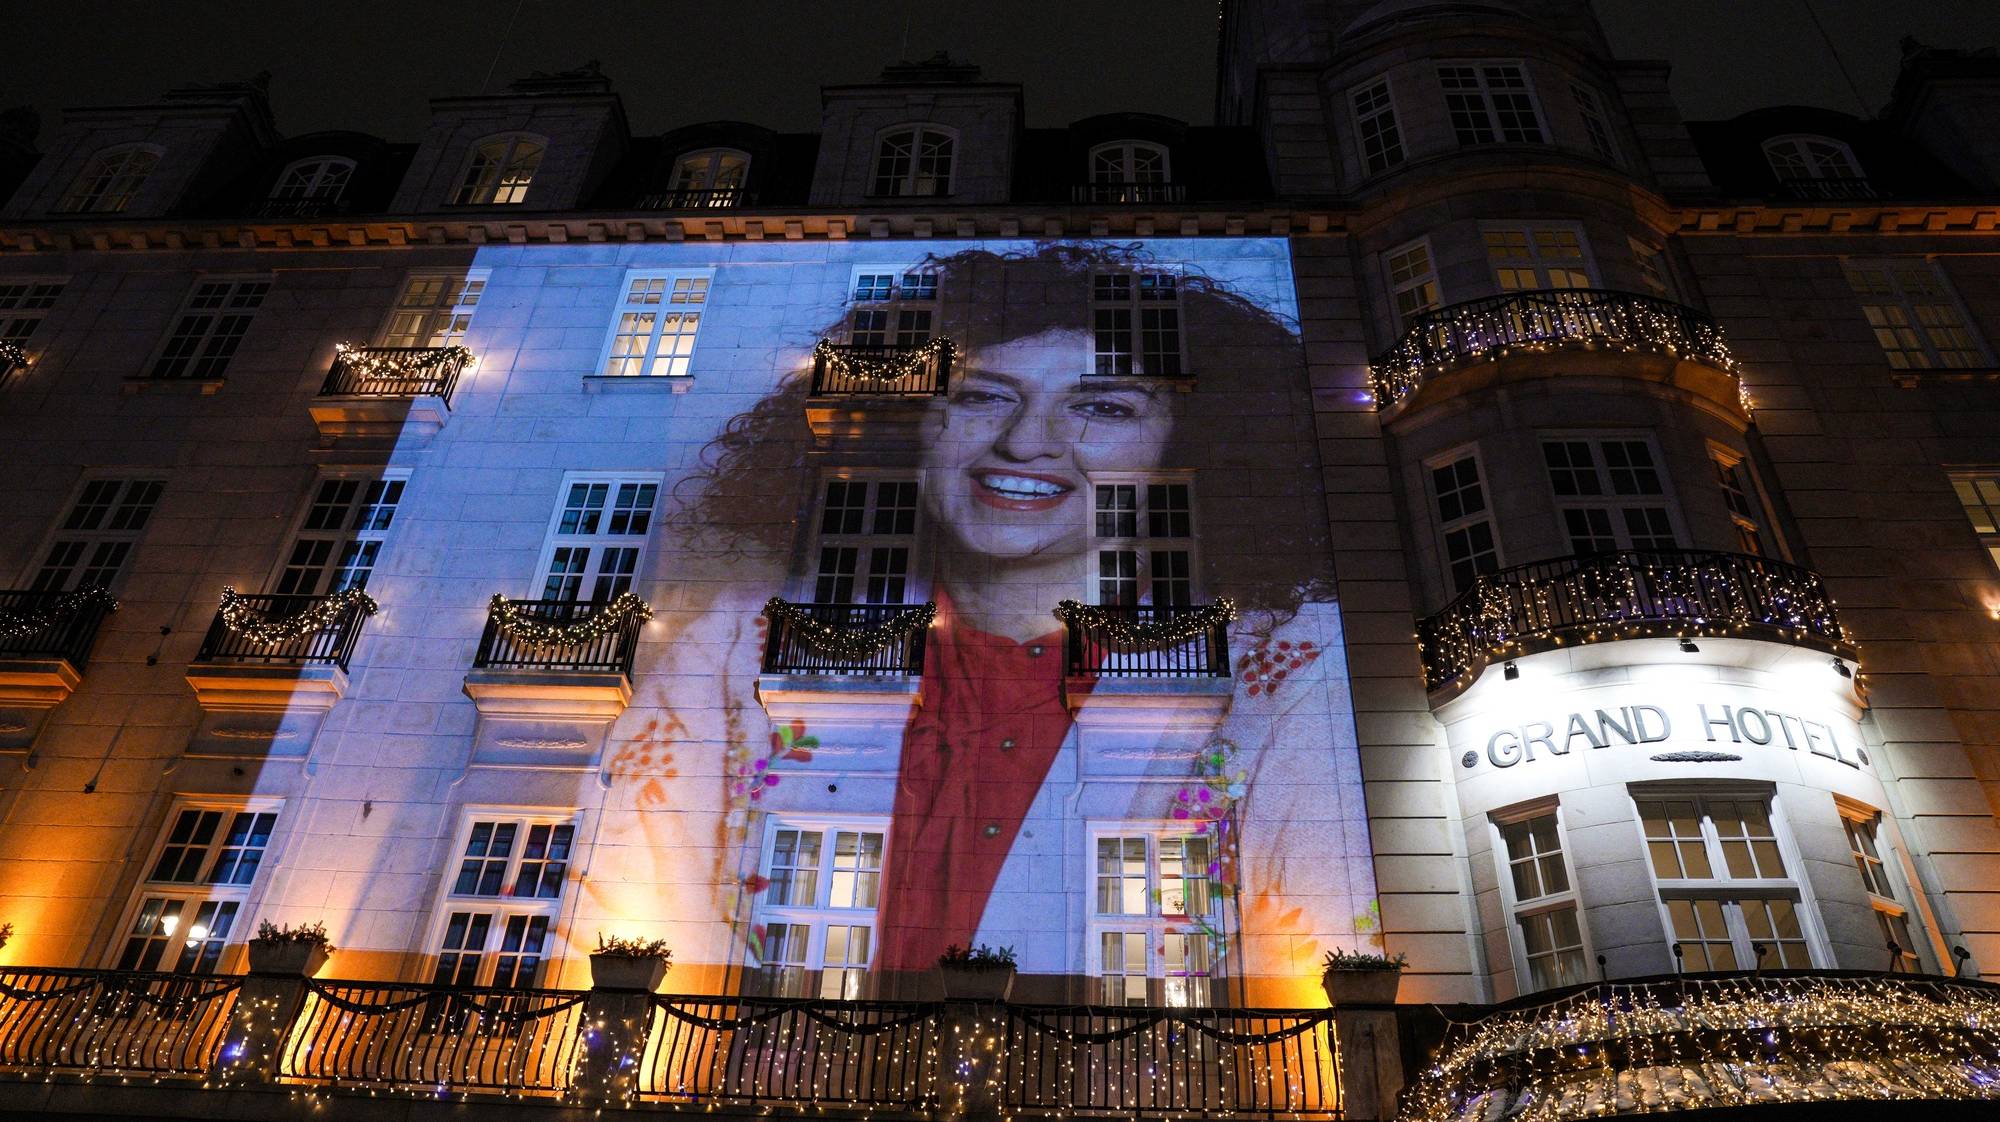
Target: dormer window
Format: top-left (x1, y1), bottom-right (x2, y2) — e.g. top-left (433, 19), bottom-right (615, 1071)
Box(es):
top-left (56, 145), bottom-right (160, 214)
top-left (1083, 142), bottom-right (1178, 203)
top-left (871, 126), bottom-right (954, 198)
top-left (666, 148), bottom-right (750, 207)
top-left (265, 157), bottom-right (355, 216)
top-left (1762, 135), bottom-right (1871, 197)
top-left (453, 135), bottom-right (544, 206)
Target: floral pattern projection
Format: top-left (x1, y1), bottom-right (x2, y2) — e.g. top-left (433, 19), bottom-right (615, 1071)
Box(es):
top-left (613, 239), bottom-right (1377, 1004)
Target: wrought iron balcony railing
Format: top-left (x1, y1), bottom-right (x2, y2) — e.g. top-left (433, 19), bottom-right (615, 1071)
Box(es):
top-left (319, 344), bottom-right (471, 403)
top-left (194, 589), bottom-right (376, 672)
top-left (761, 600), bottom-right (933, 676)
top-left (284, 978), bottom-right (583, 1094)
top-left (809, 338), bottom-right (954, 397)
top-left (1058, 601), bottom-right (1234, 678)
top-left (0, 967), bottom-right (241, 1076)
top-left (636, 187), bottom-right (751, 209)
top-left (474, 595), bottom-right (649, 675)
top-left (0, 587), bottom-right (117, 666)
top-left (255, 196), bottom-right (353, 219)
top-left (1417, 548), bottom-right (1851, 692)
top-left (1070, 182), bottom-right (1187, 204)
top-left (1369, 288), bottom-right (1736, 410)
top-left (1778, 175), bottom-right (1880, 200)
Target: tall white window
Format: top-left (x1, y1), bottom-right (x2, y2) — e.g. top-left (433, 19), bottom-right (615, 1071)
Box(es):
top-left (1430, 453), bottom-right (1500, 595)
top-left (1838, 802), bottom-right (1922, 971)
top-left (670, 148), bottom-right (750, 195)
top-left (848, 267), bottom-right (937, 348)
top-left (1440, 63), bottom-right (1545, 145)
top-left (1709, 448), bottom-right (1769, 556)
top-left (1090, 831), bottom-right (1223, 1007)
top-left (31, 478), bottom-right (164, 592)
top-left (453, 135), bottom-right (544, 206)
top-left (1763, 135), bottom-right (1864, 183)
top-left (1092, 479), bottom-right (1193, 606)
top-left (1089, 141), bottom-right (1170, 186)
top-left (0, 280), bottom-right (65, 345)
top-left (871, 126), bottom-right (954, 197)
top-left (1484, 226), bottom-right (1592, 290)
top-left (1543, 438), bottom-right (1678, 553)
top-left (273, 475), bottom-right (406, 595)
top-left (1951, 473), bottom-right (2000, 573)
top-left (749, 820), bottom-right (887, 999)
top-left (433, 815), bottom-right (575, 987)
top-left (268, 157), bottom-right (354, 206)
top-left (1351, 79), bottom-right (1405, 173)
top-left (381, 272), bottom-right (485, 349)
top-left (601, 273), bottom-right (709, 377)
top-left (1843, 261), bottom-right (1987, 370)
top-left (1636, 791), bottom-right (1815, 971)
top-left (152, 277), bottom-right (270, 379)
top-left (117, 802), bottom-right (280, 973)
top-left (538, 477), bottom-right (660, 601)
top-left (1092, 271), bottom-right (1183, 377)
top-left (812, 479), bottom-right (918, 605)
top-left (1385, 239), bottom-right (1442, 327)
top-left (56, 145), bottom-right (159, 214)
top-left (1492, 805), bottom-right (1588, 992)
top-left (1569, 83), bottom-right (1618, 162)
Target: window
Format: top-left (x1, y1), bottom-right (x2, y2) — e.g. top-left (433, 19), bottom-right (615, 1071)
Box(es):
top-left (269, 157), bottom-right (354, 205)
top-left (1543, 438), bottom-right (1678, 553)
top-left (1493, 806), bottom-right (1588, 991)
top-left (1839, 804), bottom-right (1921, 971)
top-left (56, 145), bottom-right (159, 214)
top-left (273, 475), bottom-right (407, 595)
top-left (538, 477), bottom-right (660, 601)
top-left (381, 272), bottom-right (485, 349)
top-left (748, 821), bottom-right (887, 999)
top-left (1351, 79), bottom-right (1405, 173)
top-left (1439, 63), bottom-right (1545, 146)
top-left (670, 148), bottom-right (750, 195)
top-left (1385, 239), bottom-right (1442, 327)
top-left (30, 478), bottom-right (164, 592)
top-left (1710, 448), bottom-right (1768, 556)
top-left (1843, 261), bottom-right (1987, 370)
top-left (1636, 792), bottom-right (1814, 970)
top-left (871, 126), bottom-right (954, 197)
top-left (1569, 83), bottom-right (1618, 162)
top-left (434, 816), bottom-right (575, 987)
top-left (1090, 831), bottom-right (1223, 1006)
top-left (453, 135), bottom-right (544, 206)
top-left (151, 278), bottom-right (269, 379)
top-left (1092, 270), bottom-right (1184, 377)
top-left (848, 268), bottom-right (937, 348)
top-left (1089, 141), bottom-right (1171, 186)
top-left (811, 479), bottom-right (918, 605)
top-left (1430, 453), bottom-right (1500, 595)
top-left (0, 280), bottom-right (65, 345)
top-left (1484, 226), bottom-right (1592, 290)
top-left (1092, 480), bottom-right (1193, 606)
top-left (1628, 238), bottom-right (1674, 299)
top-left (117, 803), bottom-right (280, 973)
top-left (1951, 474), bottom-right (2000, 572)
top-left (1762, 135), bottom-right (1863, 183)
top-left (601, 273), bottom-right (709, 377)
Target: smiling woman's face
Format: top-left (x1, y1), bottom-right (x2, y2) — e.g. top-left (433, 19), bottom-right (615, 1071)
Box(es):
top-left (921, 327), bottom-right (1174, 564)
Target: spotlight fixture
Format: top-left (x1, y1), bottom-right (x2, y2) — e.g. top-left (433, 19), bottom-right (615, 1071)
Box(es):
top-left (1503, 661), bottom-right (1519, 681)
top-left (1678, 638), bottom-right (1700, 653)
top-left (1831, 659), bottom-right (1852, 679)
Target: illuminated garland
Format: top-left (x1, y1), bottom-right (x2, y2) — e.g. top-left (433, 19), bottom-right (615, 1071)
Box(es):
top-left (813, 337), bottom-right (955, 384)
top-left (0, 586), bottom-right (117, 639)
top-left (333, 343), bottom-right (473, 381)
top-left (489, 592), bottom-right (653, 647)
top-left (1054, 599), bottom-right (1238, 650)
top-left (1404, 973), bottom-right (2000, 1121)
top-left (0, 340), bottom-right (26, 373)
top-left (218, 586), bottom-right (377, 646)
top-left (763, 598), bottom-right (935, 660)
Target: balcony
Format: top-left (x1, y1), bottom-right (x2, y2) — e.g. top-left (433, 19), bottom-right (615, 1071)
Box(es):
top-left (804, 338), bottom-right (955, 446)
top-left (1417, 549), bottom-right (1852, 694)
top-left (463, 594), bottom-right (651, 721)
top-left (307, 343), bottom-right (472, 442)
top-left (1370, 289), bottom-right (1739, 417)
top-left (636, 187), bottom-right (751, 209)
top-left (1056, 601), bottom-right (1235, 723)
top-left (755, 600), bottom-right (933, 727)
top-left (1071, 182), bottom-right (1187, 204)
top-left (0, 586), bottom-right (117, 713)
top-left (184, 589), bottom-right (376, 713)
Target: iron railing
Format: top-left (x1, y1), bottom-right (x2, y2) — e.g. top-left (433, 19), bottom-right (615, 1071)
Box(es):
top-left (1071, 182), bottom-right (1188, 204)
top-left (319, 345), bottom-right (470, 403)
top-left (1369, 288), bottom-right (1736, 409)
top-left (1417, 548), bottom-right (1851, 692)
top-left (1778, 176), bottom-right (1879, 200)
top-left (640, 996), bottom-right (942, 1109)
top-left (474, 598), bottom-right (645, 674)
top-left (761, 602), bottom-right (931, 676)
top-left (1063, 604), bottom-right (1233, 678)
top-left (279, 978), bottom-right (586, 1095)
top-left (256, 197), bottom-right (353, 219)
top-left (637, 188), bottom-right (751, 209)
top-left (194, 593), bottom-right (373, 672)
top-left (0, 587), bottom-right (117, 666)
top-left (0, 968), bottom-right (240, 1076)
top-left (809, 340), bottom-right (953, 396)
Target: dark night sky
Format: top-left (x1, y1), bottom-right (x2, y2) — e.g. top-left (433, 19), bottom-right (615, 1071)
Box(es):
top-left (5, 1), bottom-right (1999, 140)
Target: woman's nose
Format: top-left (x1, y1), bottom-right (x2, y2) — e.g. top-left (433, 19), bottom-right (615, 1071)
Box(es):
top-left (993, 405), bottom-right (1067, 462)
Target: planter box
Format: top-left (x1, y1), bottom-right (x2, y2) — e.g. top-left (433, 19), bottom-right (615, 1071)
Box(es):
top-left (590, 953), bottom-right (670, 992)
top-left (939, 965), bottom-right (1015, 1002)
top-left (1321, 968), bottom-right (1401, 1007)
top-left (247, 940), bottom-right (329, 977)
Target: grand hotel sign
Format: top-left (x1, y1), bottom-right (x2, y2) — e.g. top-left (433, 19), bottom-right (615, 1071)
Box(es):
top-left (1461, 698), bottom-right (1867, 772)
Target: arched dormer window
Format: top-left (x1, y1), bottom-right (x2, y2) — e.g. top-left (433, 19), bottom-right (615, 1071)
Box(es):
top-left (1084, 140), bottom-right (1177, 203)
top-left (452, 134), bottom-right (545, 206)
top-left (1762, 134), bottom-right (1869, 196)
top-left (667, 148), bottom-right (750, 207)
top-left (56, 145), bottom-right (161, 214)
top-left (271, 157), bottom-right (355, 203)
top-left (871, 125), bottom-right (954, 198)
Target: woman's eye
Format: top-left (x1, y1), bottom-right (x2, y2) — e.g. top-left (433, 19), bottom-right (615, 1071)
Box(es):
top-left (1070, 399), bottom-right (1137, 419)
top-left (950, 389), bottom-right (1015, 407)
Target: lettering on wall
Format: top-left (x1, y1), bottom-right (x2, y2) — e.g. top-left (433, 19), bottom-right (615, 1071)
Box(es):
top-left (1465, 700), bottom-right (1866, 771)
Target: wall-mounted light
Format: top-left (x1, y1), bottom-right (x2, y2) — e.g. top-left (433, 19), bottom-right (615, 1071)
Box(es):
top-left (1831, 659), bottom-right (1852, 679)
top-left (1503, 661), bottom-right (1519, 681)
top-left (1678, 638), bottom-right (1700, 653)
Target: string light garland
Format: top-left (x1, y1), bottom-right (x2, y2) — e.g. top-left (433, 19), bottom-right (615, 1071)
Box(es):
top-left (813, 337), bottom-right (955, 384)
top-left (332, 342), bottom-right (473, 382)
top-left (0, 341), bottom-right (27, 374)
top-left (1053, 599), bottom-right (1238, 650)
top-left (488, 592), bottom-right (654, 647)
top-left (218, 586), bottom-right (377, 646)
top-left (763, 598), bottom-right (936, 660)
top-left (0, 586), bottom-right (117, 640)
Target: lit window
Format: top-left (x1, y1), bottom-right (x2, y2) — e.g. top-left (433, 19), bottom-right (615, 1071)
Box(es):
top-left (1484, 225), bottom-right (1592, 290)
top-left (1843, 260), bottom-right (1987, 371)
top-left (1762, 135), bottom-right (1863, 183)
top-left (748, 822), bottom-right (887, 999)
top-left (1091, 270), bottom-right (1184, 377)
top-left (669, 147), bottom-right (750, 202)
top-left (381, 272), bottom-right (485, 349)
top-left (1951, 473), bottom-right (2000, 573)
top-left (848, 268), bottom-right (937, 348)
top-left (0, 280), bottom-right (66, 345)
top-left (1430, 453), bottom-right (1500, 595)
top-left (1710, 449), bottom-right (1769, 556)
top-left (434, 816), bottom-right (575, 987)
top-left (538, 477), bottom-right (660, 601)
top-left (31, 478), bottom-right (164, 592)
top-left (602, 273), bottom-right (708, 377)
top-left (1839, 804), bottom-right (1921, 971)
top-left (1494, 806), bottom-right (1589, 992)
top-left (151, 277), bottom-right (270, 380)
top-left (1543, 438), bottom-right (1678, 553)
top-left (1439, 63), bottom-right (1545, 146)
top-left (117, 803), bottom-right (280, 973)
top-left (453, 135), bottom-right (544, 206)
top-left (268, 157), bottom-right (354, 206)
top-left (1569, 83), bottom-right (1618, 162)
top-left (1090, 831), bottom-right (1224, 1006)
top-left (1385, 239), bottom-right (1442, 326)
top-left (812, 479), bottom-right (918, 605)
top-left (56, 146), bottom-right (159, 214)
top-left (1092, 480), bottom-right (1194, 607)
top-left (871, 126), bottom-right (954, 197)
top-left (1351, 79), bottom-right (1405, 173)
top-left (273, 475), bottom-right (407, 595)
top-left (1636, 792), bottom-right (1815, 971)
top-left (1089, 141), bottom-right (1171, 191)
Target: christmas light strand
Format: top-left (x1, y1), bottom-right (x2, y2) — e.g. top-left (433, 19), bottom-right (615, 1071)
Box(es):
top-left (0, 341), bottom-right (27, 374)
top-left (763, 598), bottom-right (936, 661)
top-left (488, 592), bottom-right (653, 647)
top-left (0, 586), bottom-right (117, 640)
top-left (813, 337), bottom-right (955, 385)
top-left (218, 586), bottom-right (377, 646)
top-left (1054, 599), bottom-right (1238, 650)
top-left (332, 343), bottom-right (473, 382)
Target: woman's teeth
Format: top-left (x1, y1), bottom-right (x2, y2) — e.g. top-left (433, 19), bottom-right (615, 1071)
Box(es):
top-left (979, 474), bottom-right (1070, 498)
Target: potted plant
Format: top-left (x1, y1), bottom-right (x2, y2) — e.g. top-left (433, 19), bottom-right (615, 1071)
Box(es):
top-left (937, 943), bottom-right (1017, 1002)
top-left (590, 934), bottom-right (673, 991)
top-left (248, 920), bottom-right (334, 976)
top-left (1320, 948), bottom-right (1405, 1007)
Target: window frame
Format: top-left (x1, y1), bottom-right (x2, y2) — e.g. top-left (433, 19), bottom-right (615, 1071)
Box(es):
top-left (1841, 258), bottom-right (1991, 371)
top-left (595, 268), bottom-right (713, 379)
top-left (1707, 443), bottom-right (1780, 558)
top-left (1631, 783), bottom-right (1826, 972)
top-left (1487, 798), bottom-right (1593, 994)
top-left (1086, 473), bottom-right (1198, 608)
top-left (376, 270), bottom-right (488, 350)
top-left (26, 475), bottom-right (166, 592)
top-left (269, 156), bottom-right (356, 204)
top-left (1424, 445), bottom-right (1503, 598)
top-left (1438, 61), bottom-right (1547, 146)
top-left (1089, 267), bottom-right (1187, 378)
top-left (1539, 432), bottom-right (1685, 554)
top-left (1481, 222), bottom-right (1597, 291)
top-left (844, 264), bottom-right (939, 349)
top-left (452, 133), bottom-right (546, 207)
top-left (1350, 77), bottom-right (1406, 175)
top-left (869, 124), bottom-right (957, 198)
top-left (1087, 140), bottom-right (1172, 187)
top-left (1383, 237), bottom-right (1443, 330)
top-left (669, 147), bottom-right (751, 193)
top-left (1950, 471), bottom-right (2000, 575)
top-left (148, 275), bottom-right (272, 381)
top-left (0, 276), bottom-right (69, 347)
top-left (1834, 797), bottom-right (1925, 971)
top-left (1761, 134), bottom-right (1864, 183)
top-left (1568, 82), bottom-right (1619, 163)
top-left (1627, 237), bottom-right (1677, 300)
top-left (745, 815), bottom-right (890, 1000)
top-left (531, 473), bottom-right (664, 603)
top-left (1085, 824), bottom-right (1229, 1008)
top-left (266, 471), bottom-right (410, 597)
top-left (805, 472), bottom-right (924, 607)
top-left (425, 808), bottom-right (580, 989)
top-left (56, 144), bottom-right (162, 214)
top-left (110, 797), bottom-right (285, 973)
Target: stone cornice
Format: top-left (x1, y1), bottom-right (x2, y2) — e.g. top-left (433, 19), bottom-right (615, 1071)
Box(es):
top-left (1676, 203), bottom-right (2000, 236)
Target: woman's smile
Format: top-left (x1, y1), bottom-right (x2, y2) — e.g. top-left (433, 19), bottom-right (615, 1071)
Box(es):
top-left (970, 469), bottom-right (1077, 512)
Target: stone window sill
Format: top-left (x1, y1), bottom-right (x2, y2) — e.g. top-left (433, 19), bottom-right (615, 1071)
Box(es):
top-left (583, 374), bottom-right (693, 394)
top-left (122, 376), bottom-right (226, 396)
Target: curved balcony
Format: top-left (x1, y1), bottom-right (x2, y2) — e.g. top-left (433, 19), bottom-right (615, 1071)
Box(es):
top-left (1418, 549), bottom-right (1851, 693)
top-left (1370, 289), bottom-right (1739, 416)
